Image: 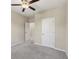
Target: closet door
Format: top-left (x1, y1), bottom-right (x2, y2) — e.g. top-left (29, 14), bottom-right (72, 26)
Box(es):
top-left (41, 17), bottom-right (55, 48)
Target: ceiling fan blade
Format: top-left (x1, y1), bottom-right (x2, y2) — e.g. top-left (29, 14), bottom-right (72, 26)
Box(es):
top-left (29, 0), bottom-right (39, 4)
top-left (11, 4), bottom-right (21, 6)
top-left (22, 8), bottom-right (26, 12)
top-left (29, 6), bottom-right (36, 11)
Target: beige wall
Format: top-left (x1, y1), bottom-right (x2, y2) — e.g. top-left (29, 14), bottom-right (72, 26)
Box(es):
top-left (31, 4), bottom-right (67, 52)
top-left (11, 11), bottom-right (27, 46)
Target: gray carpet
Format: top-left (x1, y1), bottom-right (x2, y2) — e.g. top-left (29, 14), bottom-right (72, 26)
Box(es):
top-left (12, 42), bottom-right (67, 59)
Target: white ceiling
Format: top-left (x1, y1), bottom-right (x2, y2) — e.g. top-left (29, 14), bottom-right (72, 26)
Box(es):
top-left (11, 0), bottom-right (67, 17)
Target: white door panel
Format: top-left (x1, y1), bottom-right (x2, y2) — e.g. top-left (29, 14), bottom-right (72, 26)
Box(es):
top-left (41, 17), bottom-right (55, 48)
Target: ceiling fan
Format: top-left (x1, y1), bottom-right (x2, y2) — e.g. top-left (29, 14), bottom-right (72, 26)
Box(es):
top-left (11, 0), bottom-right (39, 12)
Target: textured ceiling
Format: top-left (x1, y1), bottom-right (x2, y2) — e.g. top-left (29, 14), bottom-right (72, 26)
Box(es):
top-left (11, 0), bottom-right (67, 17)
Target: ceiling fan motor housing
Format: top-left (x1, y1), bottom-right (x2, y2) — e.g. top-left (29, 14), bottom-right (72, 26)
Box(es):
top-left (21, 0), bottom-right (30, 8)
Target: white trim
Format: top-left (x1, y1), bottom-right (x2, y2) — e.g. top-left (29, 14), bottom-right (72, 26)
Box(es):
top-left (35, 43), bottom-right (66, 52)
top-left (11, 41), bottom-right (24, 47)
top-left (53, 47), bottom-right (66, 52)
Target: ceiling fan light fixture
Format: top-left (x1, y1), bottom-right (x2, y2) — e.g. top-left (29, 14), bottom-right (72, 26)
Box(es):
top-left (21, 1), bottom-right (30, 8)
top-left (22, 4), bottom-right (29, 8)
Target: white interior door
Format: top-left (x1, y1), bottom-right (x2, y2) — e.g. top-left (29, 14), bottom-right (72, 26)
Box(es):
top-left (25, 22), bottom-right (35, 41)
top-left (41, 17), bottom-right (55, 48)
top-left (25, 23), bottom-right (30, 41)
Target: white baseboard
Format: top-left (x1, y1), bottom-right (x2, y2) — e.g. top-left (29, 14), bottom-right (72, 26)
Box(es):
top-left (11, 41), bottom-right (24, 47)
top-left (35, 43), bottom-right (67, 53)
